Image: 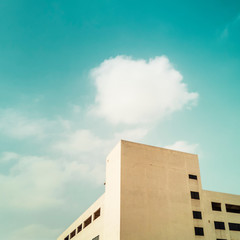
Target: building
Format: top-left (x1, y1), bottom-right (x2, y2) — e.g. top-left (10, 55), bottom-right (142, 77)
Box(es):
top-left (57, 140), bottom-right (240, 240)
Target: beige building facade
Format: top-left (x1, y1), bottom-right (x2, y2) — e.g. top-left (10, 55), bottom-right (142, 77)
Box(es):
top-left (57, 140), bottom-right (240, 240)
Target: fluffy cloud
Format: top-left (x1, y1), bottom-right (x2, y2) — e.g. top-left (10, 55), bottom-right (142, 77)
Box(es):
top-left (90, 56), bottom-right (198, 124)
top-left (165, 140), bottom-right (198, 154)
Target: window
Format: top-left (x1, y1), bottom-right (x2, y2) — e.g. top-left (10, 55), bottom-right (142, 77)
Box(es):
top-left (189, 174), bottom-right (198, 180)
top-left (214, 221), bottom-right (225, 230)
top-left (216, 239), bottom-right (227, 240)
top-left (194, 227), bottom-right (204, 236)
top-left (226, 204), bottom-right (240, 214)
top-left (191, 191), bottom-right (200, 200)
top-left (212, 202), bottom-right (222, 211)
top-left (193, 211), bottom-right (202, 219)
top-left (64, 236), bottom-right (69, 240)
top-left (77, 224), bottom-right (82, 233)
top-left (92, 236), bottom-right (99, 240)
top-left (229, 222), bottom-right (240, 231)
top-left (70, 229), bottom-right (76, 239)
top-left (94, 208), bottom-right (101, 220)
top-left (84, 216), bottom-right (92, 228)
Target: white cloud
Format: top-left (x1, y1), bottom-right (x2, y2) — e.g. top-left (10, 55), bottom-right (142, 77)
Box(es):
top-left (0, 152), bottom-right (19, 162)
top-left (0, 108), bottom-right (74, 141)
top-left (9, 224), bottom-right (60, 240)
top-left (57, 117), bottom-right (72, 130)
top-left (165, 140), bottom-right (198, 154)
top-left (71, 104), bottom-right (81, 113)
top-left (0, 152), bottom-right (104, 210)
top-left (0, 155), bottom-right (64, 209)
top-left (53, 129), bottom-right (105, 154)
top-left (0, 109), bottom-right (51, 139)
top-left (90, 55), bottom-right (198, 125)
top-left (114, 128), bottom-right (148, 142)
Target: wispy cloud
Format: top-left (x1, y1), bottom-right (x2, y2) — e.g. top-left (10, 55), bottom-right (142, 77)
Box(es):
top-left (221, 13), bottom-right (240, 39)
top-left (90, 55), bottom-right (198, 125)
top-left (0, 152), bottom-right (19, 162)
top-left (0, 109), bottom-right (52, 139)
top-left (114, 128), bottom-right (148, 142)
top-left (0, 152), bottom-right (105, 210)
top-left (165, 140), bottom-right (198, 154)
top-left (53, 129), bottom-right (105, 155)
top-left (8, 224), bottom-right (60, 240)
top-left (53, 128), bottom-right (148, 156)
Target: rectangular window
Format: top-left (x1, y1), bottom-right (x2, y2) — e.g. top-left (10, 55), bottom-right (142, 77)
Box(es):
top-left (64, 236), bottom-right (69, 240)
top-left (94, 208), bottom-right (101, 220)
top-left (212, 202), bottom-right (222, 211)
top-left (191, 191), bottom-right (200, 200)
top-left (193, 211), bottom-right (202, 219)
top-left (194, 227), bottom-right (204, 236)
top-left (214, 221), bottom-right (225, 230)
top-left (84, 216), bottom-right (92, 228)
top-left (70, 229), bottom-right (76, 239)
top-left (229, 222), bottom-right (240, 231)
top-left (226, 204), bottom-right (240, 214)
top-left (77, 224), bottom-right (82, 233)
top-left (189, 174), bottom-right (198, 180)
top-left (92, 236), bottom-right (99, 240)
top-left (216, 239), bottom-right (227, 240)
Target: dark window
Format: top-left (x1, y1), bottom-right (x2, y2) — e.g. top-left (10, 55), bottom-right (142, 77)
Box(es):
top-left (191, 191), bottom-right (200, 200)
top-left (212, 202), bottom-right (221, 211)
top-left (214, 221), bottom-right (225, 230)
top-left (92, 236), bottom-right (99, 240)
top-left (229, 222), bottom-right (240, 231)
top-left (226, 204), bottom-right (240, 214)
top-left (77, 224), bottom-right (82, 233)
top-left (193, 211), bottom-right (202, 219)
top-left (94, 208), bottom-right (101, 220)
top-left (194, 227), bottom-right (204, 236)
top-left (64, 236), bottom-right (69, 240)
top-left (189, 174), bottom-right (198, 180)
top-left (84, 216), bottom-right (92, 228)
top-left (216, 239), bottom-right (227, 240)
top-left (70, 229), bottom-right (76, 239)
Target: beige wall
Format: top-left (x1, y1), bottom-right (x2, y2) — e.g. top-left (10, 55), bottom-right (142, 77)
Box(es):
top-left (57, 194), bottom-right (104, 240)
top-left (202, 190), bottom-right (240, 240)
top-left (104, 141), bottom-right (121, 240)
top-left (120, 140), bottom-right (202, 240)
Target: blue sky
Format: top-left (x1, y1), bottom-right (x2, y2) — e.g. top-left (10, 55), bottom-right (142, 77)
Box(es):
top-left (0, 0), bottom-right (240, 239)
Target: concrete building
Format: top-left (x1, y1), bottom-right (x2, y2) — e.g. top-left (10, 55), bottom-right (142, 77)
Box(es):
top-left (57, 140), bottom-right (240, 240)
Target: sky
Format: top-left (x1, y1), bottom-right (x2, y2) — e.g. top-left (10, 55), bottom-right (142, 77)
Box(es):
top-left (0, 0), bottom-right (240, 239)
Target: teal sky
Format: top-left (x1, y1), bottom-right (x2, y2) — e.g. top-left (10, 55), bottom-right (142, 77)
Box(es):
top-left (0, 1), bottom-right (240, 239)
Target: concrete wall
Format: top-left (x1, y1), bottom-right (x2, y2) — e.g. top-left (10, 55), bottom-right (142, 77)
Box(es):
top-left (57, 194), bottom-right (104, 240)
top-left (104, 141), bottom-right (121, 240)
top-left (120, 140), bottom-right (201, 240)
top-left (202, 190), bottom-right (240, 240)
